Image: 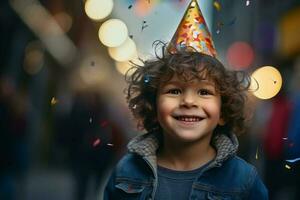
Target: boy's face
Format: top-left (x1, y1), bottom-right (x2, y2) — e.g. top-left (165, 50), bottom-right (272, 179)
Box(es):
top-left (156, 73), bottom-right (222, 143)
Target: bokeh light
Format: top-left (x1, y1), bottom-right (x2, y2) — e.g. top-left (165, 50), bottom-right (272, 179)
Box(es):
top-left (108, 37), bottom-right (137, 62)
top-left (135, 0), bottom-right (158, 17)
top-left (115, 57), bottom-right (144, 75)
top-left (23, 41), bottom-right (44, 75)
top-left (53, 12), bottom-right (73, 33)
top-left (84, 0), bottom-right (114, 21)
top-left (226, 41), bottom-right (254, 69)
top-left (98, 19), bottom-right (128, 47)
top-left (249, 66), bottom-right (282, 99)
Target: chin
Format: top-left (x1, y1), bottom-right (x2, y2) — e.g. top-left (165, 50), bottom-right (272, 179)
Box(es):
top-left (173, 132), bottom-right (206, 143)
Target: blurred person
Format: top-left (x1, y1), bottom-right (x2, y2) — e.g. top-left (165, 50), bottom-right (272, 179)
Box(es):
top-left (55, 89), bottom-right (126, 200)
top-left (0, 75), bottom-right (29, 200)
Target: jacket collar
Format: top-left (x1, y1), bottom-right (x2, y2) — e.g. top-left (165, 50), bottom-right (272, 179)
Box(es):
top-left (127, 131), bottom-right (239, 166)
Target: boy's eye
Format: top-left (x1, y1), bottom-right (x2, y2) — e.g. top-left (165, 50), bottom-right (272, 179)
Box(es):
top-left (198, 89), bottom-right (212, 95)
top-left (167, 89), bottom-right (181, 95)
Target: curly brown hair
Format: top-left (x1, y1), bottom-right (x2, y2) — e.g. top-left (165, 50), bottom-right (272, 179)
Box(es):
top-left (126, 41), bottom-right (251, 136)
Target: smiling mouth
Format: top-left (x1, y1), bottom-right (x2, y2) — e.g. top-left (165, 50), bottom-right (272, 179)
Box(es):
top-left (174, 116), bottom-right (203, 122)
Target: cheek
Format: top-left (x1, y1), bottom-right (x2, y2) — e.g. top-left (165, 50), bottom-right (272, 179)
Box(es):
top-left (156, 98), bottom-right (173, 119)
top-left (205, 100), bottom-right (222, 118)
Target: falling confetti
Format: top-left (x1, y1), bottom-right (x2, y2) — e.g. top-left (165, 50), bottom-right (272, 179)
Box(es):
top-left (255, 147), bottom-right (259, 160)
top-left (282, 137), bottom-right (288, 140)
top-left (215, 21), bottom-right (224, 34)
top-left (107, 143), bottom-right (114, 146)
top-left (285, 164), bottom-right (291, 169)
top-left (141, 20), bottom-right (149, 31)
top-left (246, 0), bottom-right (250, 6)
top-left (144, 75), bottom-right (150, 83)
top-left (132, 104), bottom-right (137, 109)
top-left (89, 118), bottom-right (93, 123)
top-left (93, 138), bottom-right (101, 147)
top-left (286, 157), bottom-right (300, 163)
top-left (51, 97), bottom-right (58, 105)
top-left (128, 5), bottom-right (133, 9)
top-left (213, 1), bottom-right (221, 11)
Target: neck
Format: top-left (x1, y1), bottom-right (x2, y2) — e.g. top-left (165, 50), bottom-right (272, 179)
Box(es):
top-left (157, 134), bottom-right (216, 171)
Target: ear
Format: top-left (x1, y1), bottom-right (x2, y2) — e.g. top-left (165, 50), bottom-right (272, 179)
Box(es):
top-left (218, 118), bottom-right (225, 126)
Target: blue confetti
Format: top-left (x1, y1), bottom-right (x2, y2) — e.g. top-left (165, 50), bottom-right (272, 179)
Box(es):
top-left (144, 75), bottom-right (150, 83)
top-left (286, 157), bottom-right (300, 163)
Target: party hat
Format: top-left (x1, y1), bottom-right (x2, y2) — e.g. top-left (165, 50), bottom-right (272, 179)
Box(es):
top-left (168, 0), bottom-right (217, 57)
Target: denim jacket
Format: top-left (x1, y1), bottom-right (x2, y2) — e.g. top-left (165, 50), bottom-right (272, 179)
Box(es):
top-left (104, 132), bottom-right (268, 200)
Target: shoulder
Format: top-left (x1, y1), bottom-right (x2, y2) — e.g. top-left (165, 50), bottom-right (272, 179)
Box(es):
top-left (112, 153), bottom-right (152, 181)
top-left (224, 156), bottom-right (257, 175)
top-left (220, 156), bottom-right (259, 185)
top-left (223, 156), bottom-right (268, 198)
top-left (205, 156), bottom-right (262, 190)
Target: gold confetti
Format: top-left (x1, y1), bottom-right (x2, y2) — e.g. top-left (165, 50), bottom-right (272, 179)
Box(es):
top-left (51, 97), bottom-right (58, 105)
top-left (285, 164), bottom-right (291, 169)
top-left (255, 147), bottom-right (259, 160)
top-left (213, 1), bottom-right (221, 11)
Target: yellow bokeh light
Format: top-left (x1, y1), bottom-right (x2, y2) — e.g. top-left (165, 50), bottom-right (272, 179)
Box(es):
top-left (98, 19), bottom-right (128, 47)
top-left (53, 12), bottom-right (73, 33)
top-left (84, 0), bottom-right (113, 21)
top-left (249, 66), bottom-right (282, 99)
top-left (115, 58), bottom-right (144, 76)
top-left (108, 37), bottom-right (137, 62)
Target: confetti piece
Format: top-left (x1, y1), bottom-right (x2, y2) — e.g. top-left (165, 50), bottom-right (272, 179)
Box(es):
top-left (286, 157), bottom-right (300, 163)
top-left (285, 164), bottom-right (291, 169)
top-left (246, 0), bottom-right (250, 6)
top-left (215, 21), bottom-right (224, 34)
top-left (51, 97), bottom-right (58, 105)
top-left (129, 35), bottom-right (133, 39)
top-left (107, 143), bottom-right (114, 146)
top-left (141, 21), bottom-right (149, 31)
top-left (144, 75), bottom-right (150, 83)
top-left (93, 138), bottom-right (101, 147)
top-left (89, 118), bottom-right (92, 123)
top-left (282, 137), bottom-right (288, 140)
top-left (128, 5), bottom-right (133, 9)
top-left (100, 120), bottom-right (109, 127)
top-left (255, 147), bottom-right (259, 160)
top-left (132, 104), bottom-right (137, 109)
top-left (213, 1), bottom-right (221, 11)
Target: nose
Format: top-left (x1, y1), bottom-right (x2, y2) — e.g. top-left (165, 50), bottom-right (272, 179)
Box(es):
top-left (180, 91), bottom-right (198, 108)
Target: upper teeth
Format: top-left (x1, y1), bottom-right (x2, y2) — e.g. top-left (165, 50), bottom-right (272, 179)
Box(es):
top-left (176, 117), bottom-right (201, 122)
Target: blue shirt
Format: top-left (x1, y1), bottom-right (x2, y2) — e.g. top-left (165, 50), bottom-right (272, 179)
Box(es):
top-left (155, 161), bottom-right (212, 200)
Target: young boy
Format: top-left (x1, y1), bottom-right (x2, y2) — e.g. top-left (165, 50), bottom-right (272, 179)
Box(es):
top-left (104, 1), bottom-right (268, 199)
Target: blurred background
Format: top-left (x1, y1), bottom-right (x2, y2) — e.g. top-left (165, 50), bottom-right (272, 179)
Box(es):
top-left (1, 0), bottom-right (300, 199)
